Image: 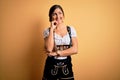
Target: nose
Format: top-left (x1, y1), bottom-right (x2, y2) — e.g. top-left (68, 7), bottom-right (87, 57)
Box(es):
top-left (55, 13), bottom-right (58, 17)
top-left (55, 13), bottom-right (60, 19)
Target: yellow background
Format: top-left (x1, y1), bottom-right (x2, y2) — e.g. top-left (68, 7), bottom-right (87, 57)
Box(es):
top-left (0, 0), bottom-right (120, 80)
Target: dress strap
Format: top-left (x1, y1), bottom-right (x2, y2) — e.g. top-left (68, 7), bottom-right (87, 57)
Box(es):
top-left (67, 26), bottom-right (72, 46)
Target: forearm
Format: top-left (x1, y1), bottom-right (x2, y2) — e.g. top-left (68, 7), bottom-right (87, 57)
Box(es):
top-left (58, 46), bottom-right (78, 57)
top-left (59, 37), bottom-right (78, 57)
top-left (45, 28), bottom-right (55, 52)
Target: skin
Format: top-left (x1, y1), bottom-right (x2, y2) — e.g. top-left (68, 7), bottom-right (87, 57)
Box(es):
top-left (44, 8), bottom-right (78, 57)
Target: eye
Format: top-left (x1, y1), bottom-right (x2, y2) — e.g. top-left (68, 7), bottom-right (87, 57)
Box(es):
top-left (52, 13), bottom-right (56, 16)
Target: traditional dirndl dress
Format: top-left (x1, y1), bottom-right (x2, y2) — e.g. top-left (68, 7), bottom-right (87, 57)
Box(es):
top-left (42, 26), bottom-right (77, 80)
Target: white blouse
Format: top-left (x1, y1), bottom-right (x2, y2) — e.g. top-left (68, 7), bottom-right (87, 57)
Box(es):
top-left (43, 26), bottom-right (77, 59)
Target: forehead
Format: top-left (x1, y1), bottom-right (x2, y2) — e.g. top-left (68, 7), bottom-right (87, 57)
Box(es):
top-left (53, 8), bottom-right (62, 13)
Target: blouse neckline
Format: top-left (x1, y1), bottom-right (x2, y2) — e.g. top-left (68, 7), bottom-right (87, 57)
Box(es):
top-left (54, 32), bottom-right (69, 38)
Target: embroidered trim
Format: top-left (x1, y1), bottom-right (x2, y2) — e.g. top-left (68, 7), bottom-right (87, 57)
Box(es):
top-left (61, 77), bottom-right (74, 79)
top-left (51, 63), bottom-right (69, 76)
top-left (62, 65), bottom-right (69, 75)
top-left (51, 65), bottom-right (58, 75)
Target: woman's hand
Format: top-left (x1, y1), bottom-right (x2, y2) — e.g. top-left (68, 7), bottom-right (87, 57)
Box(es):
top-left (50, 21), bottom-right (57, 30)
top-left (46, 52), bottom-right (57, 57)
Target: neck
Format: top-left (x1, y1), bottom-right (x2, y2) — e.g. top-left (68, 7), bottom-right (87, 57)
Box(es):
top-left (56, 23), bottom-right (66, 29)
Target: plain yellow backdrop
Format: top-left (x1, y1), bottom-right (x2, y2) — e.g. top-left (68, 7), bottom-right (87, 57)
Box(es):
top-left (0, 0), bottom-right (120, 80)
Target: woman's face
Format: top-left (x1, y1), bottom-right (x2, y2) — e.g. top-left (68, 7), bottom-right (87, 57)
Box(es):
top-left (52, 8), bottom-right (64, 24)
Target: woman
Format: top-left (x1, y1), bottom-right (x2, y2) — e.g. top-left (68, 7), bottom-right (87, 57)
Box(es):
top-left (42, 4), bottom-right (78, 80)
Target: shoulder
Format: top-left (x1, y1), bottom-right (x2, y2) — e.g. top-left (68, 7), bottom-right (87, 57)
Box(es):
top-left (43, 27), bottom-right (50, 38)
top-left (67, 26), bottom-right (77, 37)
top-left (67, 26), bottom-right (76, 32)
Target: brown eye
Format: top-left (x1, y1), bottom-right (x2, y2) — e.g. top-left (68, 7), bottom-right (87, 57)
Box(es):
top-left (52, 13), bottom-right (56, 16)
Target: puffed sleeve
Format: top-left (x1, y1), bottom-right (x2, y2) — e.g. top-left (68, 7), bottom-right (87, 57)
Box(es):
top-left (70, 26), bottom-right (77, 37)
top-left (43, 28), bottom-right (49, 38)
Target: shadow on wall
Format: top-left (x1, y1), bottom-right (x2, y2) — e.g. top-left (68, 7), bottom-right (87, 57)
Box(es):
top-left (28, 19), bottom-right (46, 80)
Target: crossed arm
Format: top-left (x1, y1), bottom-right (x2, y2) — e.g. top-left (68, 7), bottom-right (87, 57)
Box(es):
top-left (44, 28), bottom-right (78, 57)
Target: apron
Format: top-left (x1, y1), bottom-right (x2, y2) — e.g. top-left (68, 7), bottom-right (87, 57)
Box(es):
top-left (42, 56), bottom-right (74, 80)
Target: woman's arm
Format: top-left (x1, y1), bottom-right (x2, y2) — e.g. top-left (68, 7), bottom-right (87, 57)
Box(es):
top-left (44, 28), bottom-right (54, 52)
top-left (60, 37), bottom-right (78, 56)
top-left (48, 37), bottom-right (78, 57)
top-left (44, 21), bottom-right (57, 52)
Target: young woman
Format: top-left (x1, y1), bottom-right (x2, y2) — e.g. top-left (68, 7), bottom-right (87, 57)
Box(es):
top-left (42, 4), bottom-right (78, 80)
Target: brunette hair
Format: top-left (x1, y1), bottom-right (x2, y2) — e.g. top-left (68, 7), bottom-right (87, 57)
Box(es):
top-left (49, 4), bottom-right (64, 22)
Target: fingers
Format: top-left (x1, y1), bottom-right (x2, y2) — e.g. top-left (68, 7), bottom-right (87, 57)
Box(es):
top-left (46, 52), bottom-right (51, 57)
top-left (51, 21), bottom-right (57, 30)
top-left (52, 20), bottom-right (57, 25)
top-left (46, 52), bottom-right (57, 57)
